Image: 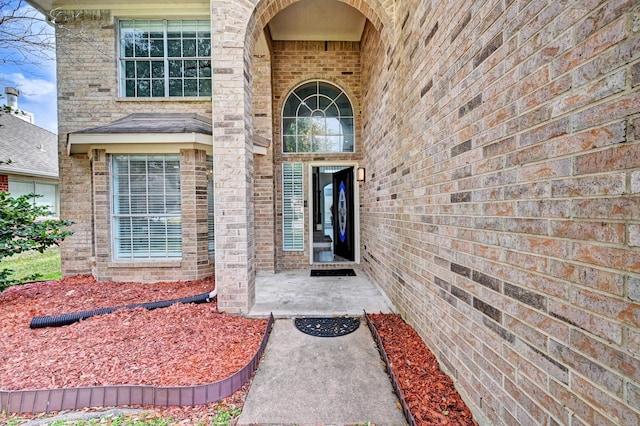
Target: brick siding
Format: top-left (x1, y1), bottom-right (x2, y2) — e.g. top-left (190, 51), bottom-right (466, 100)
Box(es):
top-left (56, 9), bottom-right (213, 282)
top-left (0, 175), bottom-right (8, 192)
top-left (271, 40), bottom-right (363, 270)
top-left (52, 0), bottom-right (640, 423)
top-left (360, 1), bottom-right (640, 424)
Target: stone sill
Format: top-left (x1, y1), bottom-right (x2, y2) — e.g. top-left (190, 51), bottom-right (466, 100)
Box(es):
top-left (116, 97), bottom-right (211, 103)
top-left (107, 260), bottom-right (182, 269)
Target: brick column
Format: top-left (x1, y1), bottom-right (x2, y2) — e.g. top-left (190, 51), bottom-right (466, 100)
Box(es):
top-left (211, 1), bottom-right (256, 313)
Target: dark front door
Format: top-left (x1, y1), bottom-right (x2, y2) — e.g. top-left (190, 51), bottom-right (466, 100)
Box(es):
top-left (332, 167), bottom-right (354, 261)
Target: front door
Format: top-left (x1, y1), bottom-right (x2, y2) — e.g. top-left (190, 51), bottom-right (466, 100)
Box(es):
top-left (332, 167), bottom-right (355, 261)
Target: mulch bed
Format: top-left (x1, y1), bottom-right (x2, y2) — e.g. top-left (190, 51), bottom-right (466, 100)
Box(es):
top-left (0, 275), bottom-right (266, 424)
top-left (1, 276), bottom-right (477, 425)
top-left (368, 313), bottom-right (477, 425)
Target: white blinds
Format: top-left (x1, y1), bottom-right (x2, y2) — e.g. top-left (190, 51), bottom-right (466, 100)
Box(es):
top-left (282, 163), bottom-right (304, 251)
top-left (112, 155), bottom-right (182, 259)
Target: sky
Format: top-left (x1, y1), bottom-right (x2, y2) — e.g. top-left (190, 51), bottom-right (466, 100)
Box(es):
top-left (1, 1), bottom-right (58, 134)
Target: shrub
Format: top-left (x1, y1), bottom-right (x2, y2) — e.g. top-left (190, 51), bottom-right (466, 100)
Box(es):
top-left (0, 191), bottom-right (73, 290)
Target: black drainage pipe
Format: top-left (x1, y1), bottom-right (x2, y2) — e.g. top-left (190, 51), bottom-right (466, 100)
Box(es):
top-left (30, 292), bottom-right (213, 329)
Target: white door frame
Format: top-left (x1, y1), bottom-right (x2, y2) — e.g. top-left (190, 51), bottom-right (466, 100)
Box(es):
top-left (307, 161), bottom-right (360, 265)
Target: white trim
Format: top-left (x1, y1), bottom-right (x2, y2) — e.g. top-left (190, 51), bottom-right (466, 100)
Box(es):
top-left (68, 132), bottom-right (213, 155)
top-left (307, 161), bottom-right (360, 265)
top-left (281, 79), bottom-right (357, 154)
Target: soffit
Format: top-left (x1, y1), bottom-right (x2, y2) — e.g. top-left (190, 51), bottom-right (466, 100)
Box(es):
top-left (29, 0), bottom-right (366, 42)
top-left (27, 1), bottom-right (209, 17)
top-left (268, 0), bottom-right (366, 42)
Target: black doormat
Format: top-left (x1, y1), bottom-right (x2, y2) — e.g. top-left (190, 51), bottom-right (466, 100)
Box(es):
top-left (294, 317), bottom-right (360, 337)
top-left (310, 268), bottom-right (356, 277)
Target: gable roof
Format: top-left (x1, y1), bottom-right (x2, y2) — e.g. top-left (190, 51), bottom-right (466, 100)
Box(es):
top-left (0, 112), bottom-right (58, 179)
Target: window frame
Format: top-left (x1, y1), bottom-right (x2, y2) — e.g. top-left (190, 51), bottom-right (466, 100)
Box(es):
top-left (281, 80), bottom-right (356, 154)
top-left (110, 154), bottom-right (183, 260)
top-left (117, 19), bottom-right (212, 98)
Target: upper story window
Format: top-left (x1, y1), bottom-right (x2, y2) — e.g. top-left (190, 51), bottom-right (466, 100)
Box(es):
top-left (282, 81), bottom-right (355, 153)
top-left (119, 20), bottom-right (211, 98)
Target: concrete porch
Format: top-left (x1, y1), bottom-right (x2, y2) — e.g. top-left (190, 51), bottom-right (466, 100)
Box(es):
top-left (247, 268), bottom-right (397, 318)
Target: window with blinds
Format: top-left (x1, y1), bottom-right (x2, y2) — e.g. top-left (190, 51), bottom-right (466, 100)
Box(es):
top-left (282, 162), bottom-right (304, 251)
top-left (207, 156), bottom-right (215, 256)
top-left (112, 155), bottom-right (182, 259)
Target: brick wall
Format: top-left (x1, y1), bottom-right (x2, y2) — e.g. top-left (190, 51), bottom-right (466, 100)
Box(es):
top-left (271, 40), bottom-right (363, 270)
top-left (56, 9), bottom-right (212, 281)
top-left (0, 175), bottom-right (8, 192)
top-left (253, 48), bottom-right (276, 273)
top-left (361, 1), bottom-right (640, 424)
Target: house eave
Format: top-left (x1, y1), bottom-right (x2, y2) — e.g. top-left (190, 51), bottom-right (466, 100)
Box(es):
top-left (67, 132), bottom-right (213, 156)
top-left (0, 167), bottom-right (59, 180)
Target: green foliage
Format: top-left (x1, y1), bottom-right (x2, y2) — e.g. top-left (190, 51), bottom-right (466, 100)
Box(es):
top-left (0, 191), bottom-right (73, 291)
top-left (210, 407), bottom-right (241, 426)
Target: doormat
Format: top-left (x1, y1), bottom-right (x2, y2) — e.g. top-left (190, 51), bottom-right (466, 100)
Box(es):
top-left (294, 317), bottom-right (360, 337)
top-left (310, 269), bottom-right (356, 277)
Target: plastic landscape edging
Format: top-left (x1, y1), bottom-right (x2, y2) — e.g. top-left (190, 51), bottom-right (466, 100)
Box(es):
top-left (364, 310), bottom-right (417, 426)
top-left (1, 313), bottom-right (274, 414)
top-left (29, 292), bottom-right (213, 329)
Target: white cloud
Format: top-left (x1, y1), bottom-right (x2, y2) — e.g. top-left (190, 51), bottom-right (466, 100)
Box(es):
top-left (1, 69), bottom-right (58, 134)
top-left (3, 72), bottom-right (55, 98)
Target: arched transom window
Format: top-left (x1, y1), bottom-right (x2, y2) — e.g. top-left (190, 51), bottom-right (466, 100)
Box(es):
top-left (282, 81), bottom-right (354, 153)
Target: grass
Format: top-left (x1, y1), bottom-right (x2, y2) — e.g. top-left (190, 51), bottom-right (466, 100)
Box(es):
top-left (1, 408), bottom-right (243, 425)
top-left (1, 247), bottom-right (62, 283)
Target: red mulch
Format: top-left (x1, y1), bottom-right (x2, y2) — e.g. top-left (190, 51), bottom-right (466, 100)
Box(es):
top-left (368, 313), bottom-right (477, 426)
top-left (0, 275), bottom-right (266, 424)
top-left (0, 276), bottom-right (477, 425)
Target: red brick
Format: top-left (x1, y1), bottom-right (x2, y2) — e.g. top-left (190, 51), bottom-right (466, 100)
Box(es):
top-left (575, 144), bottom-right (640, 175)
top-left (517, 199), bottom-right (571, 218)
top-left (630, 224), bottom-right (640, 247)
top-left (570, 329), bottom-right (640, 378)
top-left (549, 379), bottom-right (620, 426)
top-left (551, 173), bottom-right (626, 197)
top-left (553, 17), bottom-right (627, 77)
top-left (551, 69), bottom-right (626, 118)
top-left (549, 121), bottom-right (627, 157)
top-left (519, 74), bottom-right (572, 112)
top-left (517, 372), bottom-right (570, 424)
top-left (549, 299), bottom-right (623, 345)
top-left (504, 314), bottom-right (547, 349)
top-left (572, 33), bottom-right (639, 86)
top-left (628, 327), bottom-right (640, 357)
top-left (571, 374), bottom-right (640, 425)
top-left (549, 339), bottom-right (625, 397)
top-left (572, 91), bottom-right (640, 132)
top-left (549, 220), bottom-right (625, 244)
top-left (517, 236), bottom-right (571, 259)
top-left (571, 241), bottom-right (640, 273)
top-left (516, 303), bottom-right (570, 343)
top-left (574, 0), bottom-right (638, 43)
top-left (503, 375), bottom-right (547, 423)
top-left (573, 197), bottom-right (640, 220)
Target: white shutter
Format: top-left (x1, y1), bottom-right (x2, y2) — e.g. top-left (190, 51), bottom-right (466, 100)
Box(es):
top-left (282, 163), bottom-right (304, 251)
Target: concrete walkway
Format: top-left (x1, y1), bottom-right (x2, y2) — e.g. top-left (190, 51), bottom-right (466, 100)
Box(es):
top-left (239, 268), bottom-right (406, 425)
top-left (248, 268), bottom-right (396, 318)
top-left (237, 319), bottom-right (407, 425)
